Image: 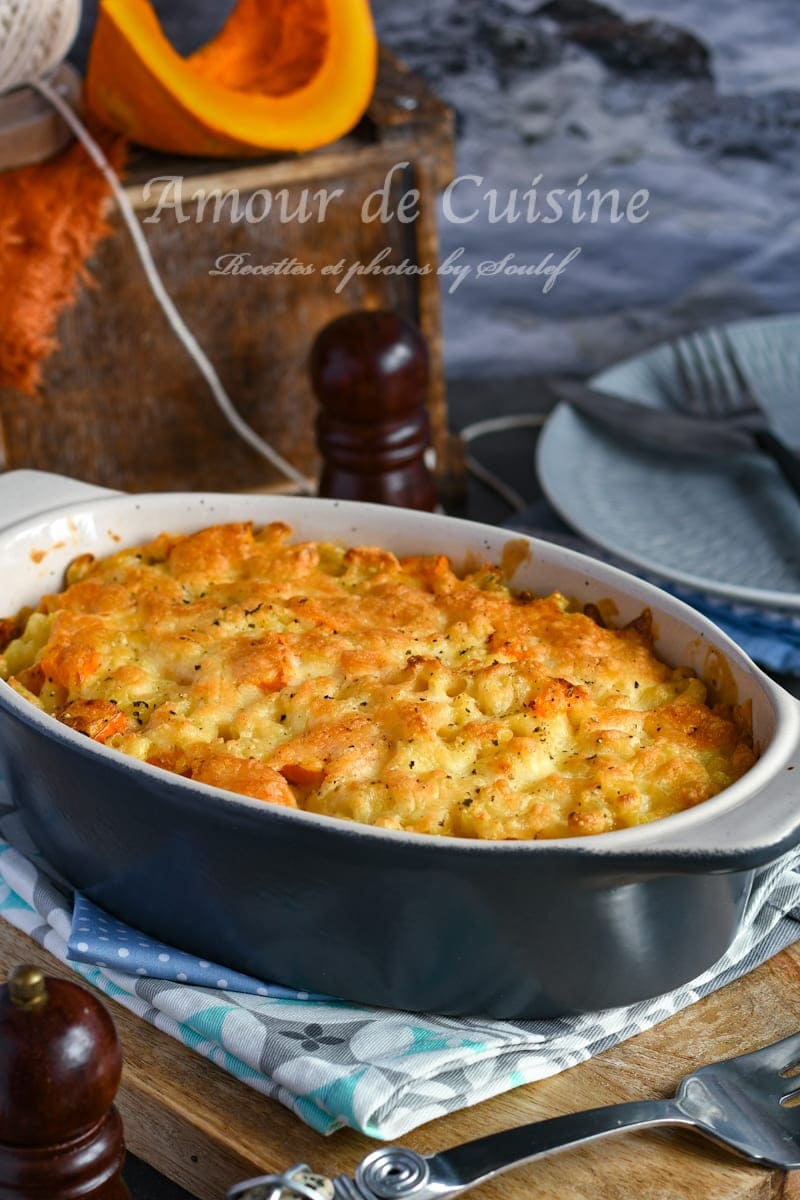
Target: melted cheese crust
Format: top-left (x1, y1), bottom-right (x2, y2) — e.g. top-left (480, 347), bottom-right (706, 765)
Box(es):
top-left (0, 522), bottom-right (755, 839)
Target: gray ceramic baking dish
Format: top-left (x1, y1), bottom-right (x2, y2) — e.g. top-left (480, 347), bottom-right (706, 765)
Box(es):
top-left (0, 469), bottom-right (798, 1019)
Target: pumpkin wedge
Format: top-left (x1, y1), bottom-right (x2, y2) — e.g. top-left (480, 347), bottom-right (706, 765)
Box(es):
top-left (85, 0), bottom-right (378, 156)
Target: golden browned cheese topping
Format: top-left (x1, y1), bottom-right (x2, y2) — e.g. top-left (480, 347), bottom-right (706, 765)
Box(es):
top-left (0, 523), bottom-right (755, 839)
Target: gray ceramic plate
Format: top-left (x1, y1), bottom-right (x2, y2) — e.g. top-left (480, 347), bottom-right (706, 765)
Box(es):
top-left (537, 314), bottom-right (800, 610)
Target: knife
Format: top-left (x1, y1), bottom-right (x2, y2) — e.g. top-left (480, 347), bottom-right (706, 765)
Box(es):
top-left (553, 379), bottom-right (755, 456)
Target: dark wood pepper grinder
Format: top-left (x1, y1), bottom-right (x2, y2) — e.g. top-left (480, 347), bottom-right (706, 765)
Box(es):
top-left (311, 310), bottom-right (438, 511)
top-left (0, 965), bottom-right (130, 1200)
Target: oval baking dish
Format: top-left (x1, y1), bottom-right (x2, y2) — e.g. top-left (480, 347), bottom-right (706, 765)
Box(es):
top-left (0, 470), bottom-right (798, 1019)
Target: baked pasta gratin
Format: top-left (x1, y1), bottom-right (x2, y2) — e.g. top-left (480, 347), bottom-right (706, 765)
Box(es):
top-left (0, 522), bottom-right (755, 839)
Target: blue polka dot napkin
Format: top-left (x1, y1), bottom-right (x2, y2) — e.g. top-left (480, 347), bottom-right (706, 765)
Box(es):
top-left (3, 778), bottom-right (800, 1140)
top-left (70, 893), bottom-right (327, 999)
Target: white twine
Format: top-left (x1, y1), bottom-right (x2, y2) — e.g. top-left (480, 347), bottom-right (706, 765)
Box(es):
top-left (0, 0), bottom-right (80, 93)
top-left (2, 0), bottom-right (312, 494)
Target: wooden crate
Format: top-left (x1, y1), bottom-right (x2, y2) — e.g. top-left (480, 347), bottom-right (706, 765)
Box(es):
top-left (0, 51), bottom-right (455, 493)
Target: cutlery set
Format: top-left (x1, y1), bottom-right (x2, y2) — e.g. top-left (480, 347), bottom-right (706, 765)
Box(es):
top-left (554, 330), bottom-right (800, 503)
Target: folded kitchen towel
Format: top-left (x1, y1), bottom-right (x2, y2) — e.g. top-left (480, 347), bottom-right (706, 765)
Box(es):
top-left (2, 782), bottom-right (800, 1141)
top-left (510, 501), bottom-right (800, 675)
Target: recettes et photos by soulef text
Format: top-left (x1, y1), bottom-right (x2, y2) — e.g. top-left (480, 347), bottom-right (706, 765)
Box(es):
top-left (0, 522), bottom-right (755, 840)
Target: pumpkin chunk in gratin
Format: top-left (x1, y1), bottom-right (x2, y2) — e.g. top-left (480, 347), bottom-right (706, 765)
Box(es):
top-left (0, 522), bottom-right (755, 839)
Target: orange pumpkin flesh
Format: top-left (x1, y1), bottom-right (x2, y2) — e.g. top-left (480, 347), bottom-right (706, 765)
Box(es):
top-left (85, 0), bottom-right (378, 157)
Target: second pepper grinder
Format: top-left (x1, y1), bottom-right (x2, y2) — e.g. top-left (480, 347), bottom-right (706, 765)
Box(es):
top-left (311, 310), bottom-right (438, 511)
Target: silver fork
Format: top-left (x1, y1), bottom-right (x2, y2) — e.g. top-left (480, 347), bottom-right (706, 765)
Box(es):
top-left (229, 1030), bottom-right (800, 1200)
top-left (673, 327), bottom-right (800, 502)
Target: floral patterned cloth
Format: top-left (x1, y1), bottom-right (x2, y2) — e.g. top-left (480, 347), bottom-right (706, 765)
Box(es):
top-left (1, 781), bottom-right (800, 1140)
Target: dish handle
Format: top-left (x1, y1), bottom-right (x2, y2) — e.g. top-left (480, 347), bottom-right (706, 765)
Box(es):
top-left (0, 470), bottom-right (120, 534)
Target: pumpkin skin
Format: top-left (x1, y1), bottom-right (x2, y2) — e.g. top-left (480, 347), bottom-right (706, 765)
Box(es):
top-left (85, 0), bottom-right (378, 157)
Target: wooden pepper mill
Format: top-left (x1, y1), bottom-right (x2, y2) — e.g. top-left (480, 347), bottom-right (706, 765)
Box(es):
top-left (0, 965), bottom-right (130, 1200)
top-left (311, 310), bottom-right (438, 511)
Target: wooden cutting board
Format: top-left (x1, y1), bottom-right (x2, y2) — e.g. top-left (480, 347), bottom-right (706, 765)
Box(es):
top-left (2, 918), bottom-right (800, 1200)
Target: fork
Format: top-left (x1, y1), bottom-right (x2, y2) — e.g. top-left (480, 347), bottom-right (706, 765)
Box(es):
top-left (673, 327), bottom-right (800, 502)
top-left (228, 1030), bottom-right (800, 1200)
